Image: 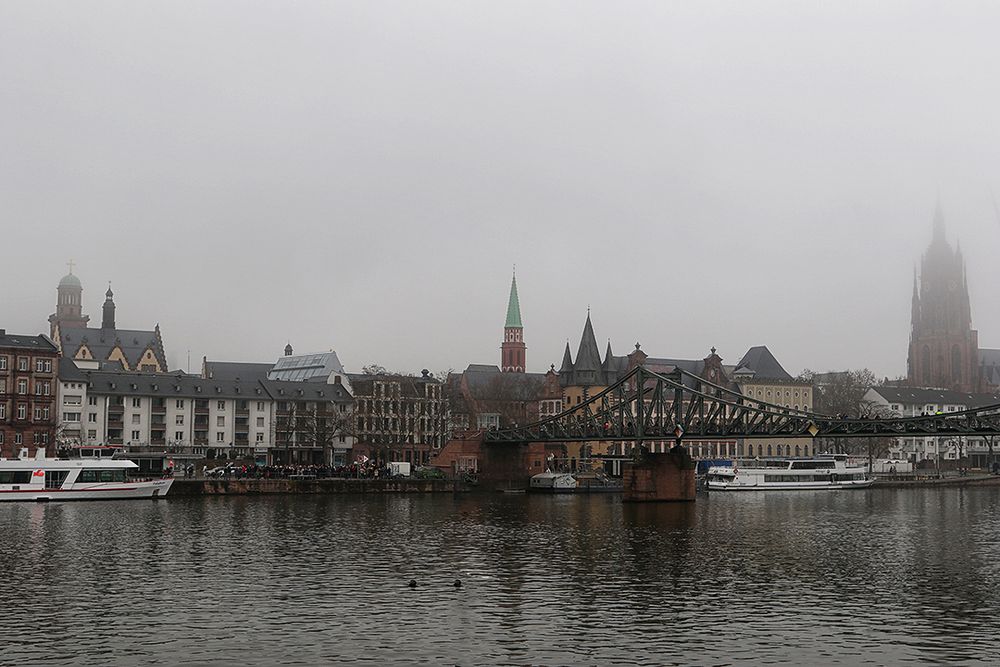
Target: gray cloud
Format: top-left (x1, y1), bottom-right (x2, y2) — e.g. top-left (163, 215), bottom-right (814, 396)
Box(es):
top-left (3, 1), bottom-right (999, 379)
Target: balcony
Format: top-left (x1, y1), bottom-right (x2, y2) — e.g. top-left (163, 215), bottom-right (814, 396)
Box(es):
top-left (151, 400), bottom-right (166, 415)
top-left (195, 400), bottom-right (210, 414)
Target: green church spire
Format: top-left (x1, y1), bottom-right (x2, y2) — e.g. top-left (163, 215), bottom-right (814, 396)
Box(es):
top-left (505, 271), bottom-right (522, 328)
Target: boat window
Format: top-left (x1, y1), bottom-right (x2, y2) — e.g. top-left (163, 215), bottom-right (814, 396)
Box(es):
top-left (0, 471), bottom-right (32, 484)
top-left (45, 471), bottom-right (69, 490)
top-left (77, 469), bottom-right (127, 483)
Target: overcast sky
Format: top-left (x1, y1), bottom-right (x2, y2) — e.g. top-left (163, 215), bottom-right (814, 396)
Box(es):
top-left (3, 1), bottom-right (1000, 379)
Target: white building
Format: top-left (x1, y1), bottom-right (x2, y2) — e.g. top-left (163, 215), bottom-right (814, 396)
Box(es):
top-left (57, 366), bottom-right (354, 465)
top-left (864, 387), bottom-right (1000, 465)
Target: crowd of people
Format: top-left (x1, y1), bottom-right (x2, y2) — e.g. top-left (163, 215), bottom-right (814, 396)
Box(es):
top-left (202, 460), bottom-right (401, 480)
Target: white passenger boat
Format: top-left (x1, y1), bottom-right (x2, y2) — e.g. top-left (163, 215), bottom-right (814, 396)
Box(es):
top-left (529, 471), bottom-right (578, 493)
top-left (706, 455), bottom-right (874, 491)
top-left (0, 449), bottom-right (173, 501)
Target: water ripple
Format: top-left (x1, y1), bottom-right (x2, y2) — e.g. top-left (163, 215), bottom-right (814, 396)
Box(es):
top-left (2, 489), bottom-right (1000, 665)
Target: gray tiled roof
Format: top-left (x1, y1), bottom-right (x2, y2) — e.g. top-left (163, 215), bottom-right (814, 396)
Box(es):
top-left (0, 332), bottom-right (58, 352)
top-left (871, 386), bottom-right (1000, 409)
top-left (66, 369), bottom-right (352, 403)
top-left (59, 327), bottom-right (165, 370)
top-left (735, 346), bottom-right (792, 381)
top-left (203, 361), bottom-right (273, 383)
top-left (459, 364), bottom-right (548, 400)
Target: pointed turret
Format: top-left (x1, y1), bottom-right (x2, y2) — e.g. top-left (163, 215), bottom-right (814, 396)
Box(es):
top-left (559, 341), bottom-right (573, 373)
top-left (504, 272), bottom-right (522, 329)
top-left (500, 270), bottom-right (526, 372)
top-left (573, 312), bottom-right (603, 385)
top-left (101, 283), bottom-right (116, 330)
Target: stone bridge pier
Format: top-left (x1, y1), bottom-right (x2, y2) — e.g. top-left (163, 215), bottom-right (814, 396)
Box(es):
top-left (623, 447), bottom-right (697, 502)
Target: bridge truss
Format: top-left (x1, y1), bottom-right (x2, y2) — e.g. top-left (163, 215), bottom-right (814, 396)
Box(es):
top-left (483, 366), bottom-right (1000, 444)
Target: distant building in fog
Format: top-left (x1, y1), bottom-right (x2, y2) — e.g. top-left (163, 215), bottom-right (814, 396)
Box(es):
top-left (906, 206), bottom-right (1000, 392)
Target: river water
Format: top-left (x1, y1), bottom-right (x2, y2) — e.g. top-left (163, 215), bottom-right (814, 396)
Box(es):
top-left (2, 488), bottom-right (1000, 666)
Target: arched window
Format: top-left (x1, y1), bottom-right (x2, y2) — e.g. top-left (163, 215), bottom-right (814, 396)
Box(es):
top-left (767, 444), bottom-right (773, 456)
top-left (952, 345), bottom-right (962, 382)
top-left (795, 445), bottom-right (801, 456)
top-left (921, 346), bottom-right (931, 384)
top-left (737, 444), bottom-right (743, 456)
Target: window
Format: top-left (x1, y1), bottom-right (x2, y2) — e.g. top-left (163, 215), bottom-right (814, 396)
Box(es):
top-left (77, 469), bottom-right (127, 483)
top-left (0, 432), bottom-right (4, 445)
top-left (132, 398), bottom-right (141, 408)
top-left (17, 404), bottom-right (26, 420)
top-left (217, 401), bottom-right (225, 410)
top-left (33, 407), bottom-right (43, 421)
top-left (256, 417), bottom-right (264, 428)
top-left (17, 379), bottom-right (27, 394)
top-left (176, 400), bottom-right (185, 409)
top-left (88, 413), bottom-right (97, 423)
top-left (62, 412), bottom-right (81, 422)
top-left (17, 358), bottom-right (28, 371)
top-left (35, 382), bottom-right (43, 396)
top-left (175, 431), bottom-right (184, 441)
top-left (131, 430), bottom-right (141, 440)
top-left (14, 432), bottom-right (22, 445)
top-left (87, 430), bottom-right (97, 439)
top-left (63, 394), bottom-right (82, 406)
top-left (256, 432), bottom-right (264, 443)
top-left (257, 401), bottom-right (265, 411)
top-left (132, 414), bottom-right (141, 424)
top-left (0, 404), bottom-right (4, 419)
top-left (45, 360), bottom-right (52, 373)
top-left (35, 359), bottom-right (45, 372)
top-left (217, 416), bottom-right (225, 427)
top-left (88, 396), bottom-right (97, 406)
top-left (216, 432), bottom-right (225, 442)
top-left (176, 415), bottom-right (184, 425)
top-left (0, 356), bottom-right (6, 370)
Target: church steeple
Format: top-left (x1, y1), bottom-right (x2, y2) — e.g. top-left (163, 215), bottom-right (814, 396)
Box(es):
top-left (102, 283), bottom-right (116, 330)
top-left (49, 261), bottom-right (90, 339)
top-left (500, 270), bottom-right (526, 373)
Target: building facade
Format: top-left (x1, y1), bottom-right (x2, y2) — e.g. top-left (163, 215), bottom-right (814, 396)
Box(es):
top-left (0, 331), bottom-right (60, 458)
top-left (865, 386), bottom-right (1000, 465)
top-left (55, 367), bottom-right (353, 465)
top-left (348, 370), bottom-right (448, 466)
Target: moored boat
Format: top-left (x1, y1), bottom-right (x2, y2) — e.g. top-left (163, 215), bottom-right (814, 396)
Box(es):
top-left (0, 449), bottom-right (173, 501)
top-left (529, 471), bottom-right (578, 493)
top-left (707, 454), bottom-right (873, 491)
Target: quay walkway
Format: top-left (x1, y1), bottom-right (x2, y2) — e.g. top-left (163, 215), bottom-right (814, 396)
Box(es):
top-left (169, 477), bottom-right (468, 496)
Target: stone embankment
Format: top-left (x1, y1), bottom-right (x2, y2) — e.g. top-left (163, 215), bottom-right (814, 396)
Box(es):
top-left (169, 478), bottom-right (467, 496)
top-left (873, 474), bottom-right (1000, 489)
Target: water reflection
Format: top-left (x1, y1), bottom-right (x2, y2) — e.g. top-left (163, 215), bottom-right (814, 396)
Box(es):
top-left (2, 489), bottom-right (1000, 665)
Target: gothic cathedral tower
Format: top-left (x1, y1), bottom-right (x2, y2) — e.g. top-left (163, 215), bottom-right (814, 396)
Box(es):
top-left (907, 205), bottom-right (981, 392)
top-left (501, 272), bottom-right (526, 373)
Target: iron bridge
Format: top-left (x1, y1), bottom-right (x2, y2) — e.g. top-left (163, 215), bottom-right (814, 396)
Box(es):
top-left (483, 366), bottom-right (1000, 444)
